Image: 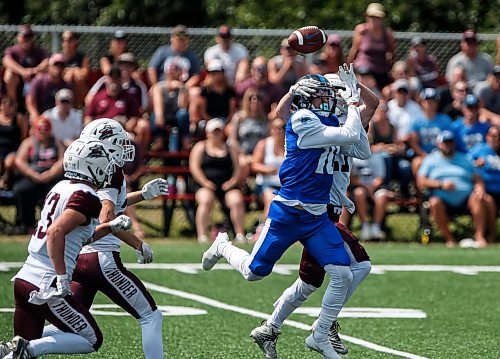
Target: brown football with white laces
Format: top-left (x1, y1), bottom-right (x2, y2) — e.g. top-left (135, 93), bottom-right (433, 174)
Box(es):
top-left (288, 26), bottom-right (327, 53)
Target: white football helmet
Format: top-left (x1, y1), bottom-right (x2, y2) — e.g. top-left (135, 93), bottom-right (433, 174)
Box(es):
top-left (80, 118), bottom-right (135, 166)
top-left (291, 74), bottom-right (337, 117)
top-left (324, 73), bottom-right (348, 117)
top-left (64, 138), bottom-right (116, 188)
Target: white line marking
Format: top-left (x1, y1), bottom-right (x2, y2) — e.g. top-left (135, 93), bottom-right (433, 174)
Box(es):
top-left (143, 281), bottom-right (428, 359)
top-left (295, 307), bottom-right (427, 319)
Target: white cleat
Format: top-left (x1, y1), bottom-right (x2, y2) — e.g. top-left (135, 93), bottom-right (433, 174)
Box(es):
top-left (305, 332), bottom-right (342, 359)
top-left (311, 319), bottom-right (348, 355)
top-left (0, 341), bottom-right (13, 358)
top-left (201, 232), bottom-right (230, 271)
top-left (250, 321), bottom-right (281, 359)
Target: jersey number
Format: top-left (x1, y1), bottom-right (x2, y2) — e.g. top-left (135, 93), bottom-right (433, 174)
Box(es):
top-left (316, 147), bottom-right (350, 174)
top-left (35, 192), bottom-right (61, 239)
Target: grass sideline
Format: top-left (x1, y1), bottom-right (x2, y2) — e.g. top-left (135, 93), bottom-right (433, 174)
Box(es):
top-left (0, 239), bottom-right (499, 358)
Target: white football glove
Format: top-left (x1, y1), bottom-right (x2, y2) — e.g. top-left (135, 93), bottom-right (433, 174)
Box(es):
top-left (109, 215), bottom-right (132, 233)
top-left (136, 242), bottom-right (154, 264)
top-left (289, 82), bottom-right (317, 98)
top-left (142, 178), bottom-right (169, 200)
top-left (54, 274), bottom-right (72, 298)
top-left (338, 63), bottom-right (360, 104)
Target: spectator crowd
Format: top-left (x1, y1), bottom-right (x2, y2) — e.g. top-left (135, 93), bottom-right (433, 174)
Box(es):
top-left (0, 7), bottom-right (499, 247)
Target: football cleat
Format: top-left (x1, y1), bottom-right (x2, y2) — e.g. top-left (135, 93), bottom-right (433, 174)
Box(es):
top-left (201, 232), bottom-right (230, 271)
top-left (305, 332), bottom-right (342, 359)
top-left (250, 321), bottom-right (281, 359)
top-left (311, 320), bottom-right (348, 355)
top-left (12, 336), bottom-right (35, 359)
top-left (0, 341), bottom-right (13, 358)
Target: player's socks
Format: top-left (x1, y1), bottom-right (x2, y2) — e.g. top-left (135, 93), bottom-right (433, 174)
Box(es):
top-left (345, 260), bottom-right (371, 303)
top-left (29, 333), bottom-right (94, 356)
top-left (220, 242), bottom-right (261, 281)
top-left (315, 265), bottom-right (352, 341)
top-left (268, 278), bottom-right (318, 329)
top-left (139, 309), bottom-right (164, 359)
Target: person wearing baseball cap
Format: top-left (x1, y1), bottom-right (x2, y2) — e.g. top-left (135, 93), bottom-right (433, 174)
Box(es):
top-left (26, 52), bottom-right (71, 120)
top-left (347, 2), bottom-right (396, 89)
top-left (451, 94), bottom-right (490, 153)
top-left (148, 24), bottom-right (201, 87)
top-left (189, 117), bottom-right (246, 243)
top-left (204, 24), bottom-right (249, 86)
top-left (445, 29), bottom-right (494, 90)
top-left (417, 127), bottom-right (491, 248)
top-left (100, 29), bottom-right (129, 75)
top-left (407, 36), bottom-right (439, 89)
top-left (3, 24), bottom-right (49, 102)
top-left (408, 87), bottom-right (453, 174)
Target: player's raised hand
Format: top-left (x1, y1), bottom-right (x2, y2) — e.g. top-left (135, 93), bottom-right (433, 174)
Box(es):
top-left (338, 63), bottom-right (360, 104)
top-left (136, 242), bottom-right (154, 264)
top-left (110, 215), bottom-right (132, 233)
top-left (289, 80), bottom-right (317, 98)
top-left (142, 178), bottom-right (169, 200)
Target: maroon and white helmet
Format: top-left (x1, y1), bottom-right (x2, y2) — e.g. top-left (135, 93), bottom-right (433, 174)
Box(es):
top-left (80, 118), bottom-right (135, 166)
top-left (64, 138), bottom-right (116, 188)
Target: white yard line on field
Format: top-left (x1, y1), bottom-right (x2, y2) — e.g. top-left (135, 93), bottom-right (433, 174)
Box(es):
top-left (143, 281), bottom-right (429, 359)
top-left (2, 262), bottom-right (500, 276)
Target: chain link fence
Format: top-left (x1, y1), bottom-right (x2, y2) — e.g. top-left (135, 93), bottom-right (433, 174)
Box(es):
top-left (0, 25), bottom-right (497, 72)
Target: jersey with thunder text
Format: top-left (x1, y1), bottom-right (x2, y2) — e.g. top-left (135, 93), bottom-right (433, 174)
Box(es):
top-left (14, 180), bottom-right (101, 289)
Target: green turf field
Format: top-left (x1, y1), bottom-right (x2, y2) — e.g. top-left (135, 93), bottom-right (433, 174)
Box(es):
top-left (0, 239), bottom-right (499, 358)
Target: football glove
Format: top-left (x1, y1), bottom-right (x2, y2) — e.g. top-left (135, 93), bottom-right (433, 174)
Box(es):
top-left (54, 274), bottom-right (72, 298)
top-left (289, 81), bottom-right (317, 98)
top-left (338, 63), bottom-right (360, 104)
top-left (109, 215), bottom-right (132, 233)
top-left (142, 178), bottom-right (169, 200)
top-left (136, 242), bottom-right (154, 264)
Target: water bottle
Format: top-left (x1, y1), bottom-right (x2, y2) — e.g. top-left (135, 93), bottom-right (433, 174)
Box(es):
top-left (175, 176), bottom-right (186, 195)
top-left (421, 228), bottom-right (431, 245)
top-left (168, 127), bottom-right (179, 152)
top-left (167, 175), bottom-right (176, 195)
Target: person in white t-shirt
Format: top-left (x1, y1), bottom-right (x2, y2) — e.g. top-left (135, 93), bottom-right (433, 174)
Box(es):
top-left (43, 88), bottom-right (82, 148)
top-left (204, 25), bottom-right (249, 86)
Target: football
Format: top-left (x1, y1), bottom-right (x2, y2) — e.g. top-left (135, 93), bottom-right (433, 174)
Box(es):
top-left (288, 26), bottom-right (327, 54)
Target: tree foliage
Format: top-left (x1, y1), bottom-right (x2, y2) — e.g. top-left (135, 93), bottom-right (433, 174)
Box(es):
top-left (0, 0), bottom-right (497, 33)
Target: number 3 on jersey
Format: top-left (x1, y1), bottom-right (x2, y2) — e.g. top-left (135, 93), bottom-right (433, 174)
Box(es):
top-left (35, 192), bottom-right (61, 239)
top-left (315, 147), bottom-right (350, 174)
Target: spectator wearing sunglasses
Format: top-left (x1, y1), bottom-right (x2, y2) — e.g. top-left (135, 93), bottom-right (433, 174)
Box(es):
top-left (446, 30), bottom-right (493, 91)
top-left (42, 88), bottom-right (83, 148)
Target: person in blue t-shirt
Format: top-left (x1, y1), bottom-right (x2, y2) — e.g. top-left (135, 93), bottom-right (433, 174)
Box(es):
top-left (417, 130), bottom-right (492, 248)
top-left (408, 88), bottom-right (453, 174)
top-left (202, 68), bottom-right (365, 357)
top-left (147, 25), bottom-right (201, 87)
top-left (468, 125), bottom-right (500, 242)
top-left (452, 94), bottom-right (490, 152)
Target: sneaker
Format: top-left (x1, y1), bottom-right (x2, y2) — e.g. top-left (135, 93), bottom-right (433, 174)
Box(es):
top-left (359, 225), bottom-right (372, 241)
top-left (197, 235), bottom-right (209, 243)
top-left (305, 333), bottom-right (342, 359)
top-left (459, 238), bottom-right (478, 249)
top-left (0, 341), bottom-right (12, 358)
top-left (370, 224), bottom-right (386, 240)
top-left (12, 336), bottom-right (34, 359)
top-left (328, 321), bottom-right (348, 355)
top-left (235, 233), bottom-right (246, 243)
top-left (201, 232), bottom-right (230, 271)
top-left (310, 319), bottom-right (348, 355)
top-left (249, 321), bottom-right (281, 359)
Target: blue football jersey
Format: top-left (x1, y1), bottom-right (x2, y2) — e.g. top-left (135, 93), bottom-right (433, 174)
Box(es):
top-left (468, 142), bottom-right (500, 194)
top-left (278, 109), bottom-right (340, 204)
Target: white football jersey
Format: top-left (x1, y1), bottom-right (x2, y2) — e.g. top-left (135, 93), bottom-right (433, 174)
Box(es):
top-left (14, 180), bottom-right (101, 289)
top-left (329, 115), bottom-right (371, 214)
top-left (81, 170), bottom-right (127, 254)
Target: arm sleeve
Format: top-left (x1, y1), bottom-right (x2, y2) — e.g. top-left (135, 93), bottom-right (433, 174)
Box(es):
top-left (66, 191), bottom-right (102, 221)
top-left (339, 127), bottom-right (371, 159)
top-left (87, 76), bottom-right (106, 97)
top-left (297, 106), bottom-right (361, 149)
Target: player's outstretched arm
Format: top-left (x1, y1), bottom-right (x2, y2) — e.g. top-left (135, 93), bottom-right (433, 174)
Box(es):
top-left (127, 178), bottom-right (169, 205)
top-left (358, 83), bottom-right (379, 128)
top-left (275, 92), bottom-right (293, 120)
top-left (114, 231), bottom-right (154, 264)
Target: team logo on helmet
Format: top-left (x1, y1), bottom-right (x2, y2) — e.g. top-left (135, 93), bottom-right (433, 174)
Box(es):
top-left (98, 125), bottom-right (115, 140)
top-left (87, 144), bottom-right (107, 158)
